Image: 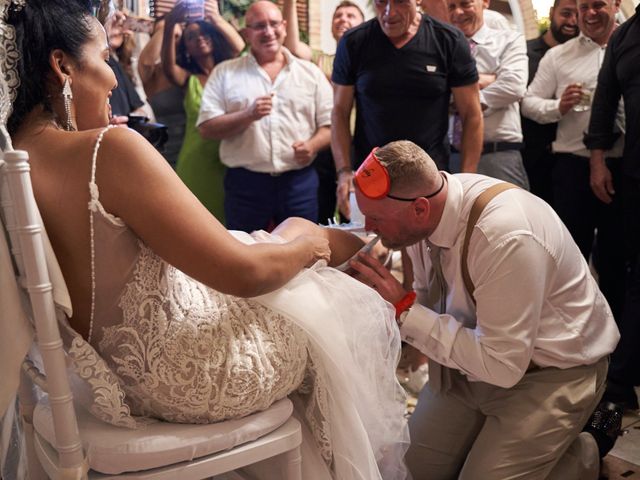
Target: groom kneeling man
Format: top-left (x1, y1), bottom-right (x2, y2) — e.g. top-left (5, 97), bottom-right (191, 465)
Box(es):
top-left (351, 140), bottom-right (619, 480)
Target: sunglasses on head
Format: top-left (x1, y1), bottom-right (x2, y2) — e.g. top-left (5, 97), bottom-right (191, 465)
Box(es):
top-left (353, 148), bottom-right (445, 201)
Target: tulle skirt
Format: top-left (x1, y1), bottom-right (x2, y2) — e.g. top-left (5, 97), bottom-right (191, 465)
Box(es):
top-left (235, 231), bottom-right (410, 480)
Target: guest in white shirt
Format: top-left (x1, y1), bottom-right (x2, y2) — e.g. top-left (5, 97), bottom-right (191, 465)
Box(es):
top-left (197, 1), bottom-right (332, 232)
top-left (521, 0), bottom-right (626, 324)
top-left (449, 0), bottom-right (530, 189)
top-left (350, 140), bottom-right (618, 479)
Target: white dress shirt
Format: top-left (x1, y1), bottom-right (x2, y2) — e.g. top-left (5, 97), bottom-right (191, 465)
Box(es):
top-left (402, 173), bottom-right (619, 388)
top-left (521, 33), bottom-right (625, 158)
top-left (197, 48), bottom-right (333, 173)
top-left (472, 24), bottom-right (528, 143)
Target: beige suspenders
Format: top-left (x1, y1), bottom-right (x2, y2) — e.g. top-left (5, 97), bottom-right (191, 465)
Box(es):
top-left (461, 183), bottom-right (519, 303)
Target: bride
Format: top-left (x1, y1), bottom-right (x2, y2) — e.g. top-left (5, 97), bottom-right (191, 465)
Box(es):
top-left (3, 0), bottom-right (408, 478)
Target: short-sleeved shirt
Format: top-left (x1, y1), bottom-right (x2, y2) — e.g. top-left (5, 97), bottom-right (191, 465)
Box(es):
top-left (197, 48), bottom-right (333, 174)
top-left (332, 15), bottom-right (478, 169)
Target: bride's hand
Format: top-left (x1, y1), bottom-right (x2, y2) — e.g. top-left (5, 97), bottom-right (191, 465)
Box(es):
top-left (292, 235), bottom-right (331, 267)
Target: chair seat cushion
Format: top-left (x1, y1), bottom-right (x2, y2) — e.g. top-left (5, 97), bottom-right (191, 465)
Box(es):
top-left (33, 397), bottom-right (293, 475)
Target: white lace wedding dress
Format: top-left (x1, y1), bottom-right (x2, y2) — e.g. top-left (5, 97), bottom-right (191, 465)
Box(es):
top-left (87, 127), bottom-right (409, 479)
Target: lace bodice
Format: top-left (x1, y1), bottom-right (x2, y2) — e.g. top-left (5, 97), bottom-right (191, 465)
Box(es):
top-left (84, 127), bottom-right (410, 478)
top-left (87, 127), bottom-right (307, 423)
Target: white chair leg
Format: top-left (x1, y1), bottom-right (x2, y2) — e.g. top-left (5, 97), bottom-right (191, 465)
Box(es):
top-left (281, 446), bottom-right (302, 480)
top-left (18, 372), bottom-right (48, 480)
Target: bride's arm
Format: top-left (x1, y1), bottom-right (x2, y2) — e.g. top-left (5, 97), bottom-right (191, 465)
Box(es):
top-left (272, 217), bottom-right (366, 267)
top-left (94, 127), bottom-right (330, 297)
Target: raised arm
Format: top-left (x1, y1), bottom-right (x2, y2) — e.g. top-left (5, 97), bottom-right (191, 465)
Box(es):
top-left (96, 128), bottom-right (330, 297)
top-left (204, 0), bottom-right (245, 57)
top-left (283, 0), bottom-right (313, 61)
top-left (138, 20), bottom-right (165, 95)
top-left (521, 51), bottom-right (562, 124)
top-left (196, 62), bottom-right (274, 140)
top-left (452, 82), bottom-right (483, 173)
top-left (161, 3), bottom-right (189, 87)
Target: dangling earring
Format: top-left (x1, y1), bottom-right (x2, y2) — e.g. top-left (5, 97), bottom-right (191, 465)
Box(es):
top-left (62, 76), bottom-right (74, 131)
top-left (185, 52), bottom-right (191, 63)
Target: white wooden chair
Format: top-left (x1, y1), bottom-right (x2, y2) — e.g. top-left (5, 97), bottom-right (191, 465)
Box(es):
top-left (0, 149), bottom-right (303, 479)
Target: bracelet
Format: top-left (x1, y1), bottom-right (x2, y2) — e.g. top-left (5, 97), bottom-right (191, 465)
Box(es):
top-left (336, 166), bottom-right (353, 176)
top-left (394, 291), bottom-right (416, 319)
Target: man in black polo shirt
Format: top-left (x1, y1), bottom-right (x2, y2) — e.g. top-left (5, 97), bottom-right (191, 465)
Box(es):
top-left (586, 1), bottom-right (640, 418)
top-left (331, 0), bottom-right (483, 218)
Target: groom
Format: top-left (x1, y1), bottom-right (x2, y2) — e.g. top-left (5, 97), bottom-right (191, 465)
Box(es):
top-left (350, 140), bottom-right (619, 479)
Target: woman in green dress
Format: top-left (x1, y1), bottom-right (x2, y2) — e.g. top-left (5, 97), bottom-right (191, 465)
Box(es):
top-left (161, 0), bottom-right (244, 221)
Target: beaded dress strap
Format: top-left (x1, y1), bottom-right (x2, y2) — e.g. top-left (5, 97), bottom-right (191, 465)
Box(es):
top-left (88, 125), bottom-right (115, 344)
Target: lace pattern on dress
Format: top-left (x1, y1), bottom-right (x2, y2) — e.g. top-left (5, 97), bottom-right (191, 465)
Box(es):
top-left (297, 348), bottom-right (333, 466)
top-left (99, 244), bottom-right (309, 424)
top-left (57, 317), bottom-right (152, 428)
top-left (0, 0), bottom-right (22, 151)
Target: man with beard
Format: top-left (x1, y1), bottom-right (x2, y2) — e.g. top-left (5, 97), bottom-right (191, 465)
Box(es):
top-left (522, 0), bottom-right (625, 323)
top-left (349, 140), bottom-right (617, 479)
top-left (522, 3), bottom-right (627, 459)
top-left (521, 0), bottom-right (578, 204)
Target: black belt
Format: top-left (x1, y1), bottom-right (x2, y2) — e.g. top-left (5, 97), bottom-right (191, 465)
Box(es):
top-left (482, 142), bottom-right (523, 154)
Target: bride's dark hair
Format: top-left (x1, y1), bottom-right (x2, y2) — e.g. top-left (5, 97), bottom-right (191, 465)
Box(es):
top-left (7, 0), bottom-right (93, 134)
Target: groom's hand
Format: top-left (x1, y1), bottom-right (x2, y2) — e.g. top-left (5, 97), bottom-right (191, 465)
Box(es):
top-left (350, 252), bottom-right (407, 305)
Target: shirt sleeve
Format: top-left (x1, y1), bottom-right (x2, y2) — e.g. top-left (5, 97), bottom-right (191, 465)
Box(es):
top-left (314, 68), bottom-right (334, 128)
top-left (521, 49), bottom-right (562, 124)
top-left (401, 232), bottom-right (555, 389)
top-left (584, 34), bottom-right (622, 150)
top-left (196, 65), bottom-right (227, 127)
top-left (481, 32), bottom-right (528, 114)
top-left (332, 33), bottom-right (355, 86)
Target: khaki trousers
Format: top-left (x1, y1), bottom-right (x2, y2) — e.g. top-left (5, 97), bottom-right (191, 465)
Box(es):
top-left (405, 357), bottom-right (608, 480)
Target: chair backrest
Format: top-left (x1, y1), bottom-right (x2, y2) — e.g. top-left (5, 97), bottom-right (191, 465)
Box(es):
top-left (0, 150), bottom-right (88, 477)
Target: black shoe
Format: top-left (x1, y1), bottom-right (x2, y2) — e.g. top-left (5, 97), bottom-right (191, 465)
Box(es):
top-left (583, 401), bottom-right (624, 458)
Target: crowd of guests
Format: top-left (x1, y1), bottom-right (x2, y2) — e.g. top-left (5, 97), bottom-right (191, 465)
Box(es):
top-left (26, 0), bottom-right (638, 477)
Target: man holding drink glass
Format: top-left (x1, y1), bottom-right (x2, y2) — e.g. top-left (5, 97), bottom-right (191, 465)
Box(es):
top-left (521, 0), bottom-right (626, 327)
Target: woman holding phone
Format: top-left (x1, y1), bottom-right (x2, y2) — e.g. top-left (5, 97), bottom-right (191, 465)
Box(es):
top-left (161, 0), bottom-right (244, 221)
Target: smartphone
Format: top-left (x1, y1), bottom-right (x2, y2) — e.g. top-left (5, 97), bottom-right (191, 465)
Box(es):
top-left (149, 0), bottom-right (176, 18)
top-left (123, 15), bottom-right (154, 34)
top-left (185, 0), bottom-right (204, 21)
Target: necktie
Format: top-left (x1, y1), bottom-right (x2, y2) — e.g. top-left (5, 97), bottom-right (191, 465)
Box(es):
top-left (426, 242), bottom-right (448, 393)
top-left (451, 39), bottom-right (478, 150)
top-left (425, 242), bottom-right (447, 314)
